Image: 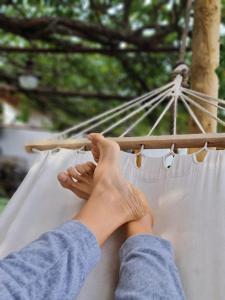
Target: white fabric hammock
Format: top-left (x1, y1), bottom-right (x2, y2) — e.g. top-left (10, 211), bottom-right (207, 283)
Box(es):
top-left (0, 148), bottom-right (225, 300)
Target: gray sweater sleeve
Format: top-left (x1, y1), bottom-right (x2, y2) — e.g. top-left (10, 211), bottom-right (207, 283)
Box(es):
top-left (0, 221), bottom-right (101, 300)
top-left (115, 234), bottom-right (186, 300)
top-left (0, 220), bottom-right (185, 300)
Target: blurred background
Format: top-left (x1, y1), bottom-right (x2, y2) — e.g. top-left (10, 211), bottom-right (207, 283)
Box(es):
top-left (0, 1), bottom-right (225, 209)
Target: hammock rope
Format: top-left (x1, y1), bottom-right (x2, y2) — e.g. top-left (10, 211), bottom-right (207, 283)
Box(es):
top-left (50, 0), bottom-right (224, 143)
top-left (182, 94), bottom-right (225, 127)
top-left (182, 88), bottom-right (225, 105)
top-left (56, 81), bottom-right (174, 139)
top-left (101, 90), bottom-right (171, 135)
top-left (182, 88), bottom-right (225, 110)
top-left (119, 92), bottom-right (170, 137)
top-left (52, 73), bottom-right (225, 141)
top-left (180, 95), bottom-right (206, 134)
top-left (148, 95), bottom-right (175, 136)
top-left (63, 70), bottom-right (224, 139)
top-left (75, 88), bottom-right (170, 137)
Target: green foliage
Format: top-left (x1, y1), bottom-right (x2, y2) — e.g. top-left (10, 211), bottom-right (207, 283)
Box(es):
top-left (0, 1), bottom-right (224, 136)
top-left (0, 197), bottom-right (7, 213)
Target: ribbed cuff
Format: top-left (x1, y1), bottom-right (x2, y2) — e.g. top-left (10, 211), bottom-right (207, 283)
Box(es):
top-left (120, 234), bottom-right (173, 260)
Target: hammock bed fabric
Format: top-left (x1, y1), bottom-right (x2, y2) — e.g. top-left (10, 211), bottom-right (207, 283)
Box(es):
top-left (0, 148), bottom-right (225, 299)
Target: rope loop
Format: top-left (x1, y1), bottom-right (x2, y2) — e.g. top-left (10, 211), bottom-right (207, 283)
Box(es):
top-left (194, 141), bottom-right (208, 157)
top-left (172, 63), bottom-right (189, 87)
top-left (164, 143), bottom-right (176, 159)
top-left (170, 143), bottom-right (175, 155)
top-left (135, 144), bottom-right (145, 156)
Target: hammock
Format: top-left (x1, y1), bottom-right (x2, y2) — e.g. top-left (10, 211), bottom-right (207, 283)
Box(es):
top-left (2, 45), bottom-right (225, 300)
top-left (1, 67), bottom-right (225, 300)
top-left (1, 1), bottom-right (225, 298)
top-left (1, 147), bottom-right (225, 300)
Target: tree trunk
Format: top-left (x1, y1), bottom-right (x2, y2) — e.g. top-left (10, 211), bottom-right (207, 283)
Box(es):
top-left (190, 0), bottom-right (220, 135)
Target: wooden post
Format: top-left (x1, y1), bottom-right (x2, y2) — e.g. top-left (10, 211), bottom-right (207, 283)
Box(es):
top-left (190, 0), bottom-right (221, 135)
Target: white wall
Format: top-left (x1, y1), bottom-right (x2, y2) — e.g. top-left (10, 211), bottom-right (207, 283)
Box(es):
top-left (0, 126), bottom-right (52, 167)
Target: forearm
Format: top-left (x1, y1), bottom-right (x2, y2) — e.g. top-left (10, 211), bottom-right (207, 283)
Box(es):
top-left (0, 221), bottom-right (101, 300)
top-left (115, 234), bottom-right (185, 300)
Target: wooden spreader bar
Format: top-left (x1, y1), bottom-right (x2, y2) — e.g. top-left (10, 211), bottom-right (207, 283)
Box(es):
top-left (25, 133), bottom-right (225, 152)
